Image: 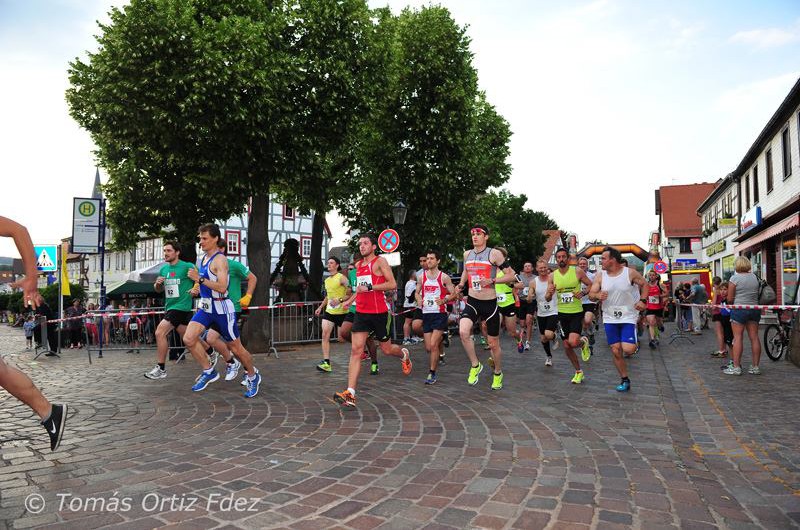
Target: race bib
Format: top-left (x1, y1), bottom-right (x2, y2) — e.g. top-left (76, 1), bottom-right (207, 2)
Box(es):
top-left (165, 284), bottom-right (180, 299)
top-left (648, 295), bottom-right (660, 305)
top-left (609, 306), bottom-right (624, 320)
top-left (356, 275), bottom-right (373, 289)
top-left (199, 298), bottom-right (212, 313)
top-left (470, 275), bottom-right (482, 292)
top-left (129, 322), bottom-right (138, 331)
top-left (497, 293), bottom-right (507, 303)
top-left (521, 287), bottom-right (529, 297)
top-left (560, 292), bottom-right (574, 304)
top-left (423, 296), bottom-right (437, 308)
top-left (541, 302), bottom-right (552, 313)
top-left (327, 299), bottom-right (339, 310)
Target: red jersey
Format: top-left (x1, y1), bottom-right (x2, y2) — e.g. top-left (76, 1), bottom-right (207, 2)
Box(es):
top-left (646, 284), bottom-right (663, 310)
top-left (355, 257), bottom-right (387, 314)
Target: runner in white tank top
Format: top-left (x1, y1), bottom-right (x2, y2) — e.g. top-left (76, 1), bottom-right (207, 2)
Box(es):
top-left (527, 259), bottom-right (558, 366)
top-left (577, 257), bottom-right (597, 350)
top-left (589, 247), bottom-right (648, 392)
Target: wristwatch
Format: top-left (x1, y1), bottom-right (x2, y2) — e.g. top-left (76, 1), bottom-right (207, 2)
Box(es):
top-left (199, 278), bottom-right (205, 285)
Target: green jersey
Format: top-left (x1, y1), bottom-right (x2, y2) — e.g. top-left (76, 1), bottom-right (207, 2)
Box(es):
top-left (348, 269), bottom-right (357, 314)
top-left (160, 260), bottom-right (196, 312)
top-left (227, 259), bottom-right (251, 312)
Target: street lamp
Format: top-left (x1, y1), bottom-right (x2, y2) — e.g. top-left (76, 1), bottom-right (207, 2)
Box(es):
top-left (662, 241), bottom-right (675, 321)
top-left (392, 200), bottom-right (408, 226)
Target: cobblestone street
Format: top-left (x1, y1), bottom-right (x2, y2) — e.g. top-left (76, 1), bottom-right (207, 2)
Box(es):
top-left (1, 322), bottom-right (799, 529)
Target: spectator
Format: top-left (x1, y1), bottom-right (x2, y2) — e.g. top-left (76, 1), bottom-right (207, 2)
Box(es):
top-left (710, 282), bottom-right (732, 358)
top-left (23, 315), bottom-right (35, 349)
top-left (84, 303), bottom-right (99, 345)
top-left (678, 282), bottom-right (693, 332)
top-left (402, 270), bottom-right (417, 345)
top-left (65, 299), bottom-right (85, 348)
top-left (689, 278), bottom-right (708, 335)
top-left (724, 256), bottom-right (762, 375)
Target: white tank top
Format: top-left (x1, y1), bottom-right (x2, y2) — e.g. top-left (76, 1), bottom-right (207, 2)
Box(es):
top-left (421, 271), bottom-right (446, 314)
top-left (581, 271), bottom-right (595, 304)
top-left (601, 268), bottom-right (638, 324)
top-left (535, 276), bottom-right (557, 317)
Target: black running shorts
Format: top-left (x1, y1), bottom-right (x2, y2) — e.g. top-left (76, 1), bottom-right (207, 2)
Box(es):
top-left (164, 310), bottom-right (193, 328)
top-left (322, 312), bottom-right (346, 327)
top-left (498, 304), bottom-right (517, 318)
top-left (352, 312), bottom-right (392, 342)
top-left (558, 312), bottom-right (584, 337)
top-left (460, 297), bottom-right (500, 337)
top-left (537, 314), bottom-right (559, 334)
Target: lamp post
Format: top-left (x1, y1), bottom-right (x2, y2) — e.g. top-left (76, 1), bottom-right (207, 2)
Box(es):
top-left (663, 241), bottom-right (675, 321)
top-left (392, 200), bottom-right (408, 226)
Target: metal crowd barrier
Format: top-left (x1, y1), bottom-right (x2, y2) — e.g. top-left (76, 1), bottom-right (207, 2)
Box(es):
top-left (83, 308), bottom-right (184, 357)
top-left (32, 315), bottom-right (52, 359)
top-left (267, 301), bottom-right (325, 357)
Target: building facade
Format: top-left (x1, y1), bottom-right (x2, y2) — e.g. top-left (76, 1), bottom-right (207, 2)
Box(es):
top-left (729, 77), bottom-right (800, 304)
top-left (696, 174), bottom-right (740, 280)
top-left (655, 182), bottom-right (718, 272)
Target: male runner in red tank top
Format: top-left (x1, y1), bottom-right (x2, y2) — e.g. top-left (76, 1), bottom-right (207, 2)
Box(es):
top-left (333, 234), bottom-right (411, 407)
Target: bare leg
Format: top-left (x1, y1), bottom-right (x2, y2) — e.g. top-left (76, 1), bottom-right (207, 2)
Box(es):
top-left (731, 322), bottom-right (745, 368)
top-left (459, 318), bottom-right (479, 366)
top-left (227, 339), bottom-right (256, 376)
top-left (488, 335), bottom-right (502, 372)
top-left (0, 360), bottom-right (51, 418)
top-left (320, 319), bottom-right (335, 361)
top-left (564, 332), bottom-right (582, 371)
top-left (745, 321), bottom-right (761, 367)
top-left (610, 343), bottom-right (630, 378)
top-left (428, 330), bottom-right (444, 371)
top-left (206, 329), bottom-right (234, 362)
top-left (154, 319), bottom-right (176, 364)
top-left (183, 322), bottom-right (212, 371)
top-left (714, 320), bottom-right (725, 353)
top-left (348, 332), bottom-right (368, 390)
top-left (646, 314), bottom-right (658, 341)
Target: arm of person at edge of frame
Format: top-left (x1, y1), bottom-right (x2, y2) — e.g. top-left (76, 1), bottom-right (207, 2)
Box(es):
top-left (526, 279), bottom-right (536, 303)
top-left (202, 254), bottom-right (229, 294)
top-left (630, 269), bottom-right (648, 312)
top-left (240, 271), bottom-right (257, 309)
top-left (588, 271), bottom-right (605, 302)
top-left (1, 215), bottom-right (43, 309)
top-left (726, 282), bottom-right (736, 305)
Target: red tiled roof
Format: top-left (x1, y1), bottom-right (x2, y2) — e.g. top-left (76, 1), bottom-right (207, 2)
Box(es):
top-left (541, 230), bottom-right (562, 262)
top-left (659, 183), bottom-right (717, 237)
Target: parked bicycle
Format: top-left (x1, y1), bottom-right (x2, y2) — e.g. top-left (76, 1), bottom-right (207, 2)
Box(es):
top-left (763, 309), bottom-right (795, 361)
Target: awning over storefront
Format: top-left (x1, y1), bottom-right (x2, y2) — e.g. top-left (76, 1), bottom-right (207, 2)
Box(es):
top-left (734, 212), bottom-right (799, 254)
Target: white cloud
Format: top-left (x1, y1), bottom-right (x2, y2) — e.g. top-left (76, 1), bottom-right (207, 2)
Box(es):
top-left (730, 20), bottom-right (800, 49)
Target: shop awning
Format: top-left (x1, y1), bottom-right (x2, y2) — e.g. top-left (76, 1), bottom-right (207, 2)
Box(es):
top-left (734, 213), bottom-right (799, 254)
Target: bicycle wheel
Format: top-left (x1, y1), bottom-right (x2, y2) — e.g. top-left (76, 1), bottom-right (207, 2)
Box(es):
top-left (763, 324), bottom-right (785, 361)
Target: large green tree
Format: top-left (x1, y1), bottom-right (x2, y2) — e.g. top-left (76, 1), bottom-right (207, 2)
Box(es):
top-left (338, 6), bottom-right (512, 272)
top-left (67, 0), bottom-right (374, 350)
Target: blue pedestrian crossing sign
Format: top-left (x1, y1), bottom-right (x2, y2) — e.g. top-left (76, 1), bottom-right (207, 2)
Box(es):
top-left (378, 229), bottom-right (400, 253)
top-left (34, 245), bottom-right (58, 272)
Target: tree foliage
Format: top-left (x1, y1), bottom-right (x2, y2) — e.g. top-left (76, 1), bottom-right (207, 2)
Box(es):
top-left (337, 6), bottom-right (512, 271)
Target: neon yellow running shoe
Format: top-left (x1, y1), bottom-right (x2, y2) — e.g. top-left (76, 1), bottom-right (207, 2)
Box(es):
top-left (580, 337), bottom-right (591, 362)
top-left (316, 360), bottom-right (331, 373)
top-left (491, 372), bottom-right (503, 390)
top-left (467, 362), bottom-right (484, 386)
top-left (571, 371), bottom-right (585, 384)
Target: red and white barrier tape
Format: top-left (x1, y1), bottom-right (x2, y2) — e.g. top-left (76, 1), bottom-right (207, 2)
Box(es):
top-left (676, 302), bottom-right (799, 311)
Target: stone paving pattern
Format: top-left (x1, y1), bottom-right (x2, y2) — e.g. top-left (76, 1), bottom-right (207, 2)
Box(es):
top-left (1, 322), bottom-right (799, 529)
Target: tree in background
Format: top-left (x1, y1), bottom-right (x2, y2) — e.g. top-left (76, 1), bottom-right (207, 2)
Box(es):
top-left (338, 6), bottom-right (512, 273)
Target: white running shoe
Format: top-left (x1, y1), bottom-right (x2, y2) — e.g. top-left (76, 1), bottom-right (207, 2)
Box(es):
top-left (545, 357), bottom-right (552, 367)
top-left (524, 341), bottom-right (531, 351)
top-left (225, 359), bottom-right (242, 381)
top-left (144, 365), bottom-right (166, 379)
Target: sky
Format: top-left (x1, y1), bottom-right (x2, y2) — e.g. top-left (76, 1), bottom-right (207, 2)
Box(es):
top-left (1, 0), bottom-right (799, 258)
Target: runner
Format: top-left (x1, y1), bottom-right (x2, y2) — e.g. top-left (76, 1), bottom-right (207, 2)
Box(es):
top-left (314, 257), bottom-right (351, 372)
top-left (577, 257), bottom-right (597, 350)
top-left (415, 250), bottom-right (457, 385)
top-left (620, 258), bottom-right (644, 354)
top-left (644, 269), bottom-right (667, 349)
top-left (333, 234), bottom-right (412, 407)
top-left (493, 248), bottom-right (522, 353)
top-left (411, 254), bottom-right (428, 343)
top-left (589, 247), bottom-right (648, 391)
top-left (215, 240), bottom-right (256, 383)
top-left (183, 224), bottom-right (261, 398)
top-left (516, 261), bottom-right (536, 352)
top-left (338, 261), bottom-right (379, 375)
top-left (546, 248), bottom-right (593, 383)
top-left (0, 215), bottom-right (67, 451)
top-left (456, 224), bottom-right (516, 390)
top-left (402, 270), bottom-right (418, 345)
top-left (145, 241), bottom-right (200, 380)
top-left (528, 258), bottom-right (558, 367)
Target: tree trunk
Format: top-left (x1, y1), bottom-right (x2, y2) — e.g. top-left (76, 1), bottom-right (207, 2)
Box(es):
top-left (242, 192), bottom-right (271, 353)
top-left (175, 224), bottom-right (198, 265)
top-left (307, 211), bottom-right (325, 300)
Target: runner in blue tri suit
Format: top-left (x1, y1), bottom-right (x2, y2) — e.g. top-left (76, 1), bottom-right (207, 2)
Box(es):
top-left (184, 223), bottom-right (261, 398)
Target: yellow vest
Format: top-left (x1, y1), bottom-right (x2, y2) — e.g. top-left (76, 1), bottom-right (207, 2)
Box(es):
top-left (324, 273), bottom-right (347, 315)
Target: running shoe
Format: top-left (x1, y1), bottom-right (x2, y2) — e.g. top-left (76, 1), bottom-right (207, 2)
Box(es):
top-left (225, 359), bottom-right (242, 380)
top-left (545, 356), bottom-right (552, 367)
top-left (711, 351), bottom-right (727, 358)
top-left (524, 340), bottom-right (531, 351)
top-left (316, 360), bottom-right (332, 373)
top-left (209, 350), bottom-right (220, 368)
top-left (658, 324), bottom-right (665, 332)
top-left (551, 338), bottom-right (559, 351)
top-left (467, 362), bottom-right (484, 386)
top-left (144, 366), bottom-right (166, 380)
top-left (721, 360), bottom-right (734, 371)
top-left (370, 362), bottom-right (379, 375)
top-left (571, 371), bottom-right (585, 384)
top-left (580, 337), bottom-right (591, 362)
top-left (487, 356), bottom-right (495, 369)
top-left (192, 370), bottom-right (219, 391)
top-left (402, 338), bottom-right (412, 345)
top-left (588, 333), bottom-right (595, 346)
top-left (334, 389), bottom-right (356, 407)
top-left (411, 337), bottom-right (424, 344)
top-left (442, 333), bottom-right (450, 348)
top-left (722, 365), bottom-right (742, 376)
top-left (438, 353), bottom-right (446, 365)
top-left (517, 340), bottom-right (524, 353)
top-left (244, 371), bottom-right (261, 398)
top-left (491, 372), bottom-right (503, 390)
top-left (41, 403), bottom-right (67, 451)
top-left (748, 365), bottom-right (762, 375)
top-left (401, 348), bottom-right (412, 375)
top-left (616, 379), bottom-right (631, 392)
top-left (479, 336), bottom-right (488, 347)
top-left (648, 339), bottom-right (657, 349)
top-left (425, 372), bottom-right (437, 385)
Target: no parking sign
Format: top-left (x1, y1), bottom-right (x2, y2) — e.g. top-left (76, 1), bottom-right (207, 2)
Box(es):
top-left (653, 260), bottom-right (668, 274)
top-left (378, 229), bottom-right (400, 253)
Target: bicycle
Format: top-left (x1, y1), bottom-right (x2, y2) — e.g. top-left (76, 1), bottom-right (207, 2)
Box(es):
top-left (763, 309), bottom-right (795, 361)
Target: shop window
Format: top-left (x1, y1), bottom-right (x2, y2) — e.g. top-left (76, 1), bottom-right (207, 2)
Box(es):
top-left (226, 230), bottom-right (241, 255)
top-left (782, 234), bottom-right (798, 304)
top-left (679, 238), bottom-right (691, 254)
